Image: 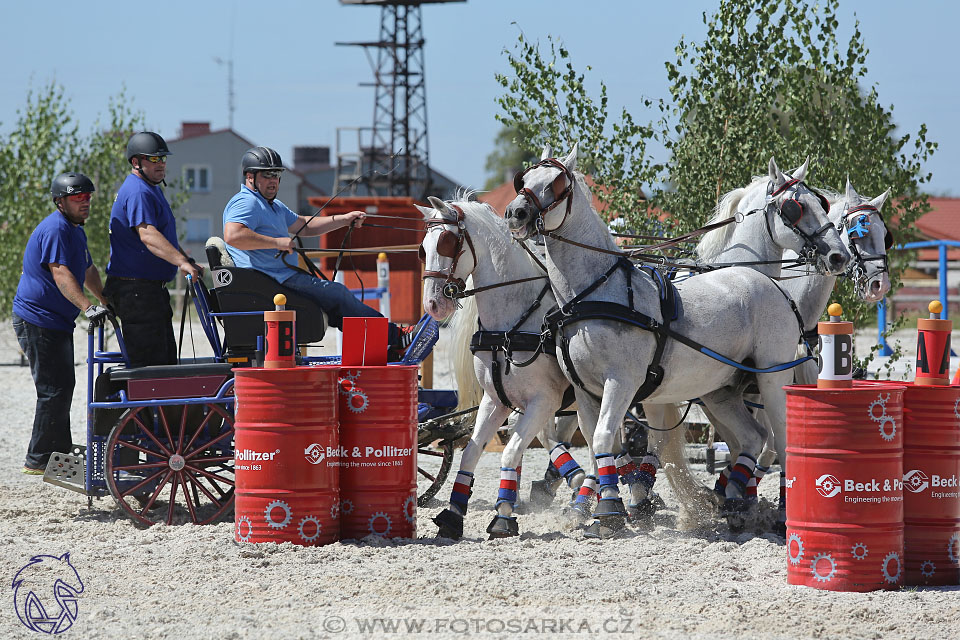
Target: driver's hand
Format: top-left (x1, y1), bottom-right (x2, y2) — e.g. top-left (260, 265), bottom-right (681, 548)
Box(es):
top-left (275, 237), bottom-right (296, 254)
top-left (180, 260), bottom-right (201, 280)
top-left (342, 210), bottom-right (366, 227)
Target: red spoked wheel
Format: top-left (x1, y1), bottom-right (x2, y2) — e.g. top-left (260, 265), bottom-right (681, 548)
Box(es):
top-left (417, 440), bottom-right (453, 507)
top-left (105, 403), bottom-right (235, 527)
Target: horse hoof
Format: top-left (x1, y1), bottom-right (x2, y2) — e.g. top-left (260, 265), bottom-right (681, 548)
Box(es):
top-left (627, 499), bottom-right (656, 522)
top-left (433, 508), bottom-right (464, 540)
top-left (486, 515), bottom-right (519, 539)
top-left (721, 498), bottom-right (750, 532)
top-left (529, 480), bottom-right (558, 509)
top-left (583, 515), bottom-right (626, 540)
top-left (560, 503), bottom-right (591, 528)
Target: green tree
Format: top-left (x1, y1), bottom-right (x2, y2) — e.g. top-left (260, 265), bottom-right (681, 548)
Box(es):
top-left (494, 34), bottom-right (664, 236)
top-left (0, 83), bottom-right (145, 317)
top-left (494, 0), bottom-right (936, 360)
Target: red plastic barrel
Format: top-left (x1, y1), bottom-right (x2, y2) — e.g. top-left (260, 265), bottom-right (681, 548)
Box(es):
top-left (785, 382), bottom-right (906, 591)
top-left (234, 367), bottom-right (340, 545)
top-left (902, 384), bottom-right (960, 585)
top-left (338, 365), bottom-right (418, 539)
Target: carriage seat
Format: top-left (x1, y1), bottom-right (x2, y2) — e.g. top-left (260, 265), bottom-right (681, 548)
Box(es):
top-left (204, 237), bottom-right (328, 356)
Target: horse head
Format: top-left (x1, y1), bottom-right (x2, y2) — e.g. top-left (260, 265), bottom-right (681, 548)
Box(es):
top-left (761, 157), bottom-right (851, 275)
top-left (12, 552), bottom-right (84, 634)
top-left (505, 144), bottom-right (578, 240)
top-left (416, 196), bottom-right (485, 320)
top-left (835, 178), bottom-right (893, 301)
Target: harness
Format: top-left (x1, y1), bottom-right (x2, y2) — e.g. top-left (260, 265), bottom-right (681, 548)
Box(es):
top-left (514, 158), bottom-right (816, 405)
top-left (837, 202), bottom-right (893, 293)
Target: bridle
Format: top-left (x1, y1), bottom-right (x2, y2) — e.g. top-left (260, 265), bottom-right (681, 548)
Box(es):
top-left (837, 202), bottom-right (893, 290)
top-left (763, 177), bottom-right (838, 269)
top-left (419, 203), bottom-right (548, 302)
top-left (513, 158), bottom-right (576, 234)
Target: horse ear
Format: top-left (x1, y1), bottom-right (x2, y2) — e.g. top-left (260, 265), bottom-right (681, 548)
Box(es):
top-left (791, 157), bottom-right (809, 182)
top-left (563, 143), bottom-right (579, 172)
top-left (540, 144), bottom-right (552, 160)
top-left (415, 203), bottom-right (434, 219)
top-left (845, 176), bottom-right (858, 202)
top-left (769, 157), bottom-right (786, 186)
top-left (870, 188), bottom-right (891, 211)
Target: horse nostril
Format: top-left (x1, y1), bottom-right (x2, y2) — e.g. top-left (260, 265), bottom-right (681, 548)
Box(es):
top-left (829, 253), bottom-right (846, 267)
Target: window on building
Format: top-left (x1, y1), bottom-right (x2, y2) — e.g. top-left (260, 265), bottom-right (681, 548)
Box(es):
top-left (185, 217), bottom-right (212, 243)
top-left (183, 165), bottom-right (211, 192)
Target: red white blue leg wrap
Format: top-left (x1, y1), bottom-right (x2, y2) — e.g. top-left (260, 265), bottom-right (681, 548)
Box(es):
top-left (746, 464), bottom-right (768, 503)
top-left (725, 453), bottom-right (757, 499)
top-left (549, 443), bottom-right (582, 484)
top-left (573, 474), bottom-right (599, 507)
top-left (714, 465), bottom-right (731, 497)
top-left (595, 453), bottom-right (620, 498)
top-left (496, 467), bottom-right (519, 508)
top-left (449, 470), bottom-right (474, 515)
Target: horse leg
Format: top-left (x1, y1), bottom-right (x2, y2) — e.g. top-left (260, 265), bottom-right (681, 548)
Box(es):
top-left (488, 401), bottom-right (557, 539)
top-left (584, 381), bottom-right (635, 539)
top-left (700, 388), bottom-right (767, 530)
top-left (561, 393), bottom-right (600, 528)
top-left (754, 376), bottom-right (790, 536)
top-left (529, 415), bottom-right (576, 508)
top-left (434, 395), bottom-right (511, 539)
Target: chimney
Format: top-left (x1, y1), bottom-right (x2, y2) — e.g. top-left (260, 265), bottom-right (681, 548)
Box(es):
top-left (294, 146), bottom-right (331, 172)
top-left (180, 122), bottom-right (211, 139)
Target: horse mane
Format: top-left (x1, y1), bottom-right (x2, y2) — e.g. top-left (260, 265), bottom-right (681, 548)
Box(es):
top-left (446, 196), bottom-right (544, 274)
top-left (696, 175), bottom-right (769, 261)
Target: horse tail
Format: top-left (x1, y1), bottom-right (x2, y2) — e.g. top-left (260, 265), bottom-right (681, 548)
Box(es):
top-left (450, 285), bottom-right (483, 413)
top-left (658, 403), bottom-right (715, 528)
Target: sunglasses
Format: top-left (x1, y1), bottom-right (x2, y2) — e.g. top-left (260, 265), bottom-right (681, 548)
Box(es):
top-left (66, 193), bottom-right (92, 203)
top-left (141, 155), bottom-right (167, 164)
top-left (259, 170), bottom-right (282, 180)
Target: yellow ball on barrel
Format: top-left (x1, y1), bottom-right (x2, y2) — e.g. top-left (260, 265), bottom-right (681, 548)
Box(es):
top-left (827, 303), bottom-right (843, 317)
top-left (929, 300), bottom-right (943, 315)
top-left (274, 294), bottom-right (287, 306)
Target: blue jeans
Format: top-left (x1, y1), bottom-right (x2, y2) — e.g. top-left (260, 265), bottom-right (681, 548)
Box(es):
top-left (12, 313), bottom-right (75, 470)
top-left (281, 272), bottom-right (398, 343)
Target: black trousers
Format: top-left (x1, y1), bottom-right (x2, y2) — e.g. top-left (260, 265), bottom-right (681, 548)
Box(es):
top-left (103, 277), bottom-right (177, 368)
top-left (12, 313), bottom-right (74, 469)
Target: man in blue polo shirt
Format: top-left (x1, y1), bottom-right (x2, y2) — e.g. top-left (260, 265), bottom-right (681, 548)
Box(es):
top-left (12, 173), bottom-right (109, 474)
top-left (223, 146), bottom-right (412, 351)
top-left (104, 131), bottom-right (200, 368)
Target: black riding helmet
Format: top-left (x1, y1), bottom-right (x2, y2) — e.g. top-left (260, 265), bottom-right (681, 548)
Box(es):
top-left (125, 131), bottom-right (171, 163)
top-left (241, 146), bottom-right (285, 176)
top-left (51, 172), bottom-right (95, 202)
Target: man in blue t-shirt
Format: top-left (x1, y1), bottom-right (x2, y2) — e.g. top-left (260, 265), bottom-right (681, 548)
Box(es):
top-left (223, 146), bottom-right (412, 352)
top-left (104, 131), bottom-right (201, 368)
top-left (12, 173), bottom-right (109, 474)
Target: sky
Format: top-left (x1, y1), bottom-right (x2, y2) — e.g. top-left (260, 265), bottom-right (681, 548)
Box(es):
top-left (1, 1), bottom-right (956, 196)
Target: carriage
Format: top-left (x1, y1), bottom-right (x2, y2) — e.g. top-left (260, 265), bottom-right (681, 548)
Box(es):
top-left (40, 241), bottom-right (467, 526)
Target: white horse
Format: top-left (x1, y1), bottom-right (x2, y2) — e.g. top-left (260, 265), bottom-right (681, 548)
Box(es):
top-left (419, 197), bottom-right (595, 539)
top-left (663, 179), bottom-right (893, 531)
top-left (504, 145), bottom-right (850, 538)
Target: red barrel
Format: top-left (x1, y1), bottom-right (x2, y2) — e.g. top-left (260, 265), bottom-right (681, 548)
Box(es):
top-left (902, 384), bottom-right (960, 585)
top-left (338, 365), bottom-right (418, 539)
top-left (785, 382), bottom-right (906, 591)
top-left (234, 367), bottom-right (340, 545)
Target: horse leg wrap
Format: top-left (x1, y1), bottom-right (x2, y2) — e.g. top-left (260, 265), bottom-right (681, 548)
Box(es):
top-left (495, 467), bottom-right (519, 511)
top-left (568, 474), bottom-right (598, 518)
top-left (433, 508), bottom-right (465, 540)
top-left (615, 452), bottom-right (641, 486)
top-left (724, 454), bottom-right (757, 500)
top-left (714, 465), bottom-right (731, 498)
top-left (635, 454), bottom-right (660, 494)
top-left (550, 443), bottom-right (583, 487)
top-left (595, 453), bottom-right (620, 499)
top-left (486, 514), bottom-right (519, 539)
top-left (449, 471), bottom-right (475, 515)
top-left (746, 465), bottom-right (769, 504)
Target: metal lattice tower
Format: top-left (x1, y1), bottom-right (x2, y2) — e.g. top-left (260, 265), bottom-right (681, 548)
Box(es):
top-left (336, 0), bottom-right (463, 199)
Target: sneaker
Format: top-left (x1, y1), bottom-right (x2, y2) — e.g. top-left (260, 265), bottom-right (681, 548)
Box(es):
top-left (22, 466), bottom-right (44, 476)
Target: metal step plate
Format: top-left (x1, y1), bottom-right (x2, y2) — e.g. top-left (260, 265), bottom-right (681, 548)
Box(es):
top-left (43, 445), bottom-right (88, 494)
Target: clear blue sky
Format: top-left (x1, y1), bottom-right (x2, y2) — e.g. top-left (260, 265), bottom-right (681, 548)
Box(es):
top-left (2, 1), bottom-right (954, 196)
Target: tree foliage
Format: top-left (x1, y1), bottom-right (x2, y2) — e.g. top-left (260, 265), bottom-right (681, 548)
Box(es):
top-left (0, 83), bottom-right (144, 317)
top-left (494, 0), bottom-right (937, 356)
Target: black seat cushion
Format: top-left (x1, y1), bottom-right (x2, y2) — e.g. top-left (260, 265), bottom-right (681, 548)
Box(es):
top-left (109, 362), bottom-right (235, 382)
top-left (209, 266), bottom-right (327, 349)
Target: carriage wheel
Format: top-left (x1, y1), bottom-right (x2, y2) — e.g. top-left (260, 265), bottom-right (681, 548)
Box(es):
top-left (105, 403), bottom-right (235, 527)
top-left (417, 439), bottom-right (453, 507)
